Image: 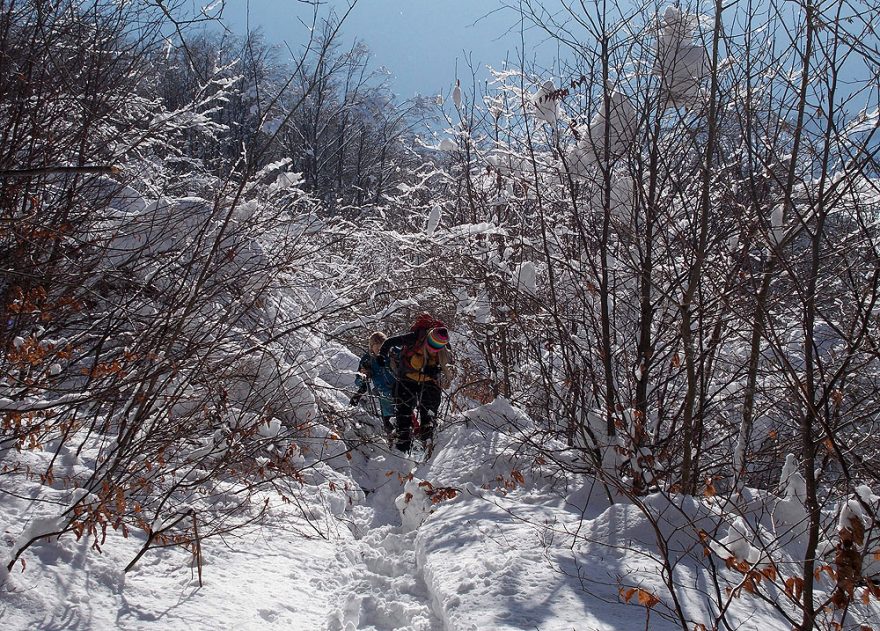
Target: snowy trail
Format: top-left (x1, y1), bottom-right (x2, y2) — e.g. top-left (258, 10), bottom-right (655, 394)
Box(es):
top-left (327, 514), bottom-right (442, 631)
top-left (326, 450), bottom-right (443, 631)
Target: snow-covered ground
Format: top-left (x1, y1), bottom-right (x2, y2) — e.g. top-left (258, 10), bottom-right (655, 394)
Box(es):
top-left (3, 398), bottom-right (879, 630)
top-left (0, 487), bottom-right (340, 629)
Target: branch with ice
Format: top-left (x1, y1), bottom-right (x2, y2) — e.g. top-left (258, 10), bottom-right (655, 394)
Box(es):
top-left (330, 298), bottom-right (420, 336)
top-left (484, 93), bottom-right (505, 120)
top-left (0, 392), bottom-right (93, 412)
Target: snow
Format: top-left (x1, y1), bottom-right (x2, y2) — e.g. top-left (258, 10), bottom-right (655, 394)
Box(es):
top-left (438, 138), bottom-right (457, 152)
top-left (274, 171), bottom-right (303, 189)
top-left (426, 205), bottom-right (442, 237)
top-left (769, 203), bottom-right (785, 245)
top-left (727, 233), bottom-right (739, 252)
top-left (395, 477), bottom-right (435, 533)
top-left (839, 498), bottom-right (866, 535)
top-left (531, 80), bottom-right (559, 125)
top-left (512, 261), bottom-right (537, 296)
top-left (710, 516), bottom-right (767, 567)
top-left (846, 107), bottom-right (879, 135)
top-left (456, 289), bottom-right (492, 324)
top-left (773, 454), bottom-right (808, 531)
top-left (653, 6), bottom-right (709, 109)
top-left (778, 453), bottom-right (805, 501)
top-left (7, 2), bottom-right (880, 629)
top-left (568, 90), bottom-right (637, 176)
top-left (261, 116), bottom-right (285, 135)
top-left (484, 94), bottom-right (504, 120)
top-left (3, 393), bottom-right (879, 630)
top-left (2, 504), bottom-right (340, 630)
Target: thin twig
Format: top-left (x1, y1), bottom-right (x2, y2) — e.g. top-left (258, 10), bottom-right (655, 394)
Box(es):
top-left (0, 166), bottom-right (120, 178)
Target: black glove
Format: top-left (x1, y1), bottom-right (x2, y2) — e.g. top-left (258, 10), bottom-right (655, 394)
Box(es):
top-left (349, 393), bottom-right (361, 406)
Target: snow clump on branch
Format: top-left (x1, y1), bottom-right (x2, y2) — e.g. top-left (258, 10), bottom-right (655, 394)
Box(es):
top-left (531, 79), bottom-right (560, 125)
top-left (653, 5), bottom-right (709, 109)
top-left (566, 90), bottom-right (637, 178)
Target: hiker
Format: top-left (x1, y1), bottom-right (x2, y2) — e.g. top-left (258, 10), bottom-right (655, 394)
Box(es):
top-left (378, 313), bottom-right (453, 454)
top-left (350, 332), bottom-right (397, 442)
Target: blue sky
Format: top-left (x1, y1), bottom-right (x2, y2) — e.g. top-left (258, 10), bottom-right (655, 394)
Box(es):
top-left (219, 0), bottom-right (562, 100)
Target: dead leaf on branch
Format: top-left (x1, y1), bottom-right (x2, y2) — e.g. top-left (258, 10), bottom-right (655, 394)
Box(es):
top-left (619, 586), bottom-right (660, 609)
top-left (784, 576), bottom-right (804, 602)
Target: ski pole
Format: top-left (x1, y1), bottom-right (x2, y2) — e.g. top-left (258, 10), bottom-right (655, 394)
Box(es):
top-left (439, 387), bottom-right (452, 427)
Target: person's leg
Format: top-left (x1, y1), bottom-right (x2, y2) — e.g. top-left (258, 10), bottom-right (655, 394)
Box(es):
top-left (378, 393), bottom-right (395, 419)
top-left (394, 379), bottom-right (417, 452)
top-left (379, 394), bottom-right (395, 443)
top-left (417, 383), bottom-right (442, 444)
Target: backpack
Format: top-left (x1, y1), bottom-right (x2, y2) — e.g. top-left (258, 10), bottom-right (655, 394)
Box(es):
top-left (398, 315), bottom-right (447, 382)
top-left (399, 328), bottom-right (432, 370)
top-left (386, 345), bottom-right (403, 379)
top-left (409, 313), bottom-right (444, 333)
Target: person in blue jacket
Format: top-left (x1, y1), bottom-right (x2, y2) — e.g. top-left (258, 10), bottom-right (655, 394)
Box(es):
top-left (350, 331), bottom-right (397, 442)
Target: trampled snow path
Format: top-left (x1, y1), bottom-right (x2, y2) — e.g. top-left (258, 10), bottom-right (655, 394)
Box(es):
top-left (326, 448), bottom-right (442, 631)
top-left (327, 513), bottom-right (442, 630)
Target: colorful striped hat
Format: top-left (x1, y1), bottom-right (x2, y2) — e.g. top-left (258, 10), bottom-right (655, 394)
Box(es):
top-left (426, 327), bottom-right (449, 352)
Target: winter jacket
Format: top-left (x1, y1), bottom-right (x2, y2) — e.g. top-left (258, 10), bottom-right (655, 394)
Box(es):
top-left (354, 352), bottom-right (397, 417)
top-left (380, 331), bottom-right (453, 386)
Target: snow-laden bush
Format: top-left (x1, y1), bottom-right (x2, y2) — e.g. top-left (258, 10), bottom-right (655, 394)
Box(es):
top-left (0, 0), bottom-right (375, 578)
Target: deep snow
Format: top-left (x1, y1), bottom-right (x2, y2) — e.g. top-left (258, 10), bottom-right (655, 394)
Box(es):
top-left (2, 397), bottom-right (879, 630)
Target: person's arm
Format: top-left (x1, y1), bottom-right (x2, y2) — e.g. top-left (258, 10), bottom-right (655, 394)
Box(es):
top-left (350, 354), bottom-right (371, 405)
top-left (350, 378), bottom-right (367, 405)
top-left (378, 332), bottom-right (417, 360)
top-left (353, 373), bottom-right (368, 394)
top-left (357, 353), bottom-right (372, 379)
